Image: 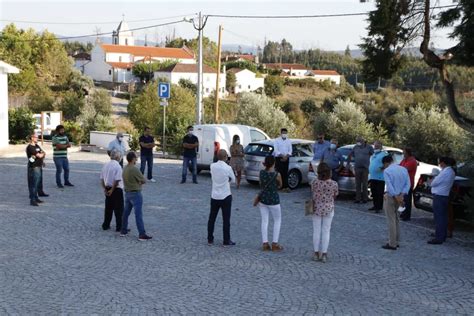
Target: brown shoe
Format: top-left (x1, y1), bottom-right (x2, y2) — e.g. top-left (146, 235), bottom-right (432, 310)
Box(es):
top-left (262, 242), bottom-right (271, 251)
top-left (271, 242), bottom-right (283, 252)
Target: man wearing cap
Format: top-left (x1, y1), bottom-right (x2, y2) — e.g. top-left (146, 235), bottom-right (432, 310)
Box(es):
top-left (108, 132), bottom-right (127, 167)
top-left (347, 137), bottom-right (374, 203)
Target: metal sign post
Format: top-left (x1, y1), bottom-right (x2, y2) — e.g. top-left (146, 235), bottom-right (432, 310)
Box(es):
top-left (158, 83), bottom-right (170, 158)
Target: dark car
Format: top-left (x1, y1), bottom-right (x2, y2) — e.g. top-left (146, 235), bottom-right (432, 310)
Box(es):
top-left (413, 173), bottom-right (472, 220)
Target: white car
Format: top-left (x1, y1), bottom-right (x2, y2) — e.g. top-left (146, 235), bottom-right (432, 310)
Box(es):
top-left (307, 144), bottom-right (439, 193)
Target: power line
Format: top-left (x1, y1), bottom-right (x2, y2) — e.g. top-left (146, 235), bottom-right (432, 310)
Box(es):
top-left (206, 5), bottom-right (457, 19)
top-left (0, 14), bottom-right (197, 25)
top-left (0, 19), bottom-right (189, 42)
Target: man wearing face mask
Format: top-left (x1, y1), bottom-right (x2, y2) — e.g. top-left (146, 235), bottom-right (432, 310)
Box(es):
top-left (181, 126), bottom-right (199, 184)
top-left (321, 138), bottom-right (343, 181)
top-left (312, 133), bottom-right (331, 161)
top-left (108, 132), bottom-right (128, 167)
top-left (52, 125), bottom-right (73, 188)
top-left (347, 136), bottom-right (374, 203)
top-left (273, 128), bottom-right (292, 192)
top-left (368, 140), bottom-right (389, 213)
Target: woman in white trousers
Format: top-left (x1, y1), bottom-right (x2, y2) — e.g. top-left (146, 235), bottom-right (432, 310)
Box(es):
top-left (311, 162), bottom-right (339, 262)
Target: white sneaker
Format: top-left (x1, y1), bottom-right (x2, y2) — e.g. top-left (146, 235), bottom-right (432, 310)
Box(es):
top-left (149, 178), bottom-right (156, 183)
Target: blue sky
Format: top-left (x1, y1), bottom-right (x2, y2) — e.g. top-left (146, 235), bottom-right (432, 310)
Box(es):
top-left (0, 0), bottom-right (456, 51)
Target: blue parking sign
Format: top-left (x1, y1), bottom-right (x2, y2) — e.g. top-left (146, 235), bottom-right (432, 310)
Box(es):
top-left (158, 82), bottom-right (170, 99)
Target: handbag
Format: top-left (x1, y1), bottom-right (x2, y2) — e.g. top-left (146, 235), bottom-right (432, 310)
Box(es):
top-left (253, 172), bottom-right (277, 207)
top-left (305, 199), bottom-right (314, 216)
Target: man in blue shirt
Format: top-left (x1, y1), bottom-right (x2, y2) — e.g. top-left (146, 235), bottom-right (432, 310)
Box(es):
top-left (312, 133), bottom-right (331, 160)
top-left (321, 138), bottom-right (343, 181)
top-left (381, 155), bottom-right (410, 250)
top-left (428, 157), bottom-right (456, 245)
top-left (368, 141), bottom-right (389, 213)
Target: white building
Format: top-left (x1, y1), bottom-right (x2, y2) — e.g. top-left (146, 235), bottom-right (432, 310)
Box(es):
top-left (264, 63), bottom-right (310, 76)
top-left (227, 68), bottom-right (264, 94)
top-left (78, 20), bottom-right (195, 83)
top-left (0, 61), bottom-right (20, 149)
top-left (307, 70), bottom-right (342, 85)
top-left (154, 63), bottom-right (227, 98)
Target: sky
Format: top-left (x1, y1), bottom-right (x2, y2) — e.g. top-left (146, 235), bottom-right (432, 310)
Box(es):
top-left (0, 0), bottom-right (457, 52)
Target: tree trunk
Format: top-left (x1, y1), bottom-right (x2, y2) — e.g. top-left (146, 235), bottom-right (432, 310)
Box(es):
top-left (419, 0), bottom-right (474, 134)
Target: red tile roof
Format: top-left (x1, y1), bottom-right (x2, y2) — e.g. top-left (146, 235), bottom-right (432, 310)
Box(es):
top-left (107, 62), bottom-right (133, 69)
top-left (101, 44), bottom-right (195, 60)
top-left (310, 70), bottom-right (340, 76)
top-left (265, 63), bottom-right (308, 70)
top-left (157, 63), bottom-right (217, 74)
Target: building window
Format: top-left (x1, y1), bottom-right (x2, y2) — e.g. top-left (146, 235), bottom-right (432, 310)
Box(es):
top-left (108, 70), bottom-right (112, 75)
top-left (248, 85), bottom-right (251, 89)
top-left (206, 76), bottom-right (210, 82)
top-left (127, 68), bottom-right (131, 72)
top-left (238, 85), bottom-right (242, 89)
top-left (206, 88), bottom-right (209, 93)
top-left (125, 39), bottom-right (128, 46)
top-left (119, 56), bottom-right (122, 62)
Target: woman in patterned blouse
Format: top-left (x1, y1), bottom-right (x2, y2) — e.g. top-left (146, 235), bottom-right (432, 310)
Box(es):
top-left (311, 162), bottom-right (339, 262)
top-left (258, 156), bottom-right (283, 252)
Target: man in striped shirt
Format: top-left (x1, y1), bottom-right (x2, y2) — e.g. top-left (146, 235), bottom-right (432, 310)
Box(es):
top-left (52, 125), bottom-right (73, 188)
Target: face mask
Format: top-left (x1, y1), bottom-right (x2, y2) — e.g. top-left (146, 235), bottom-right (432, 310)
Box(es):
top-left (330, 144), bottom-right (337, 150)
top-left (188, 131), bottom-right (194, 136)
top-left (236, 140), bottom-right (240, 144)
top-left (281, 134), bottom-right (288, 139)
top-left (374, 149), bottom-right (381, 153)
top-left (118, 137), bottom-right (123, 142)
top-left (356, 142), bottom-right (362, 146)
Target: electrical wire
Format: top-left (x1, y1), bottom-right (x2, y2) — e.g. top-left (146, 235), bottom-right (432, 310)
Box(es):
top-left (0, 19), bottom-right (189, 42)
top-left (206, 5), bottom-right (458, 19)
top-left (0, 13), bottom-right (197, 25)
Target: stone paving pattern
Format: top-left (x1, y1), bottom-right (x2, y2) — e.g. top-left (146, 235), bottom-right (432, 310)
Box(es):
top-left (0, 152), bottom-right (473, 315)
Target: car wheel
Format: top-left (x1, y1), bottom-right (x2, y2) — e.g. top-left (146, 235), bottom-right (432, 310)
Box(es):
top-left (246, 179), bottom-right (259, 185)
top-left (288, 169), bottom-right (301, 190)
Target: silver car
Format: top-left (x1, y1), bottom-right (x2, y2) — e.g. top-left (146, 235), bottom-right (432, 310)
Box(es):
top-left (244, 139), bottom-right (314, 190)
top-left (307, 144), bottom-right (438, 193)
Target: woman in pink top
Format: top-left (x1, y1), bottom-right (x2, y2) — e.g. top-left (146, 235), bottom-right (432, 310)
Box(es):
top-left (311, 162), bottom-right (339, 263)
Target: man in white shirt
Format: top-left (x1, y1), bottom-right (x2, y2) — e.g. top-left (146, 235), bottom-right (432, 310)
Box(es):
top-left (108, 132), bottom-right (128, 167)
top-left (100, 149), bottom-right (124, 232)
top-left (273, 128), bottom-right (292, 192)
top-left (208, 149), bottom-right (236, 246)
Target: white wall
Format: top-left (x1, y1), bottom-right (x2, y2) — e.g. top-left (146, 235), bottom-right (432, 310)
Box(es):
top-left (154, 71), bottom-right (227, 98)
top-left (84, 59), bottom-right (113, 82)
top-left (106, 53), bottom-right (132, 63)
top-left (134, 56), bottom-right (195, 64)
top-left (0, 73), bottom-right (9, 148)
top-left (234, 69), bottom-right (264, 94)
top-left (283, 68), bottom-right (308, 76)
top-left (312, 75), bottom-right (341, 85)
top-left (90, 131), bottom-right (130, 149)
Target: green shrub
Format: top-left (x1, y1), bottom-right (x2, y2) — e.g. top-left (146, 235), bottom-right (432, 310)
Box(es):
top-left (264, 75), bottom-right (284, 97)
top-left (27, 83), bottom-right (54, 113)
top-left (300, 98), bottom-right (318, 115)
top-left (88, 88), bottom-right (112, 117)
top-left (56, 91), bottom-right (85, 121)
top-left (8, 107), bottom-right (35, 144)
top-left (63, 120), bottom-right (84, 145)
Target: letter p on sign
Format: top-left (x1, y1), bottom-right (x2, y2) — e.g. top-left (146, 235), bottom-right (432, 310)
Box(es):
top-left (158, 82), bottom-right (170, 99)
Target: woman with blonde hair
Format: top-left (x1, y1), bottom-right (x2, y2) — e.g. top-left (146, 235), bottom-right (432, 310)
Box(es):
top-left (311, 162), bottom-right (338, 262)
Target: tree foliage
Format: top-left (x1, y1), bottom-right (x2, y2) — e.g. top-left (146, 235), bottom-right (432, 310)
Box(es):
top-left (132, 60), bottom-right (178, 82)
top-left (234, 92), bottom-right (295, 137)
top-left (226, 72), bottom-right (236, 93)
top-left (165, 36), bottom-right (218, 68)
top-left (264, 75), bottom-right (284, 97)
top-left (8, 107), bottom-right (35, 144)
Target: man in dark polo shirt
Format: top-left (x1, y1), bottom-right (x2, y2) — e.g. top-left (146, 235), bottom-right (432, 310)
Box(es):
top-left (181, 125), bottom-right (199, 184)
top-left (26, 133), bottom-right (46, 206)
top-left (347, 136), bottom-right (374, 203)
top-left (139, 127), bottom-right (156, 183)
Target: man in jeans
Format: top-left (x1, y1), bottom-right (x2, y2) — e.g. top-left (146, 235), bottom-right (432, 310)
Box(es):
top-left (100, 150), bottom-right (124, 232)
top-left (139, 127), bottom-right (156, 182)
top-left (26, 133), bottom-right (46, 206)
top-left (181, 126), bottom-right (199, 184)
top-left (347, 137), bottom-right (373, 203)
top-left (52, 125), bottom-right (73, 188)
top-left (368, 141), bottom-right (389, 213)
top-left (208, 150), bottom-right (236, 246)
top-left (121, 152), bottom-right (152, 241)
top-left (381, 155), bottom-right (410, 250)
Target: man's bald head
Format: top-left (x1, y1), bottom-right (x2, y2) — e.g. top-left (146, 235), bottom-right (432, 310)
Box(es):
top-left (217, 149), bottom-right (228, 161)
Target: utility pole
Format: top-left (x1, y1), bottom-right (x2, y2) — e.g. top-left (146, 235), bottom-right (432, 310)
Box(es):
top-left (196, 12), bottom-right (204, 124)
top-left (214, 25), bottom-right (223, 124)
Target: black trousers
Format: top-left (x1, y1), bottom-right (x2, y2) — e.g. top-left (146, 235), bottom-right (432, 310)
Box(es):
top-left (370, 179), bottom-right (385, 210)
top-left (207, 195), bottom-right (232, 243)
top-left (401, 188), bottom-right (413, 219)
top-left (275, 157), bottom-right (289, 189)
top-left (103, 187), bottom-right (124, 231)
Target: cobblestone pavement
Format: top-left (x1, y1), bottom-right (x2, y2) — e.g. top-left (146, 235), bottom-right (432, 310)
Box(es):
top-left (0, 152), bottom-right (473, 315)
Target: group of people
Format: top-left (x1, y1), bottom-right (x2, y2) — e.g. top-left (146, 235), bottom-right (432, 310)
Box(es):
top-left (26, 124), bottom-right (458, 257)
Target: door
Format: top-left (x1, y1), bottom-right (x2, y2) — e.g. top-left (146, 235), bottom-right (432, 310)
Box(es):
top-left (201, 129), bottom-right (215, 166)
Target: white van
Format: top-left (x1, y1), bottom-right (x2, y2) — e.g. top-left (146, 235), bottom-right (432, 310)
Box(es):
top-left (193, 124), bottom-right (270, 172)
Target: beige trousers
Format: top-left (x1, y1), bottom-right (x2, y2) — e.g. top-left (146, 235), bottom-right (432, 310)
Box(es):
top-left (384, 195), bottom-right (400, 247)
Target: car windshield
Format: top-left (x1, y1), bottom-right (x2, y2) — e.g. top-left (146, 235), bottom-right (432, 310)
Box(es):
top-left (245, 144), bottom-right (273, 156)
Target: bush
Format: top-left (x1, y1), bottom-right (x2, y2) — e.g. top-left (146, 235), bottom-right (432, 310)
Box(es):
top-left (63, 120), bottom-right (84, 145)
top-left (264, 75), bottom-right (284, 97)
top-left (394, 106), bottom-right (469, 164)
top-left (320, 99), bottom-right (389, 146)
top-left (300, 98), bottom-right (318, 115)
top-left (77, 103), bottom-right (114, 143)
top-left (234, 92), bottom-right (295, 137)
top-left (88, 88), bottom-right (112, 117)
top-left (178, 78), bottom-right (197, 95)
top-left (8, 107), bottom-right (35, 144)
top-left (27, 83), bottom-right (54, 113)
top-left (56, 91), bottom-right (85, 121)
